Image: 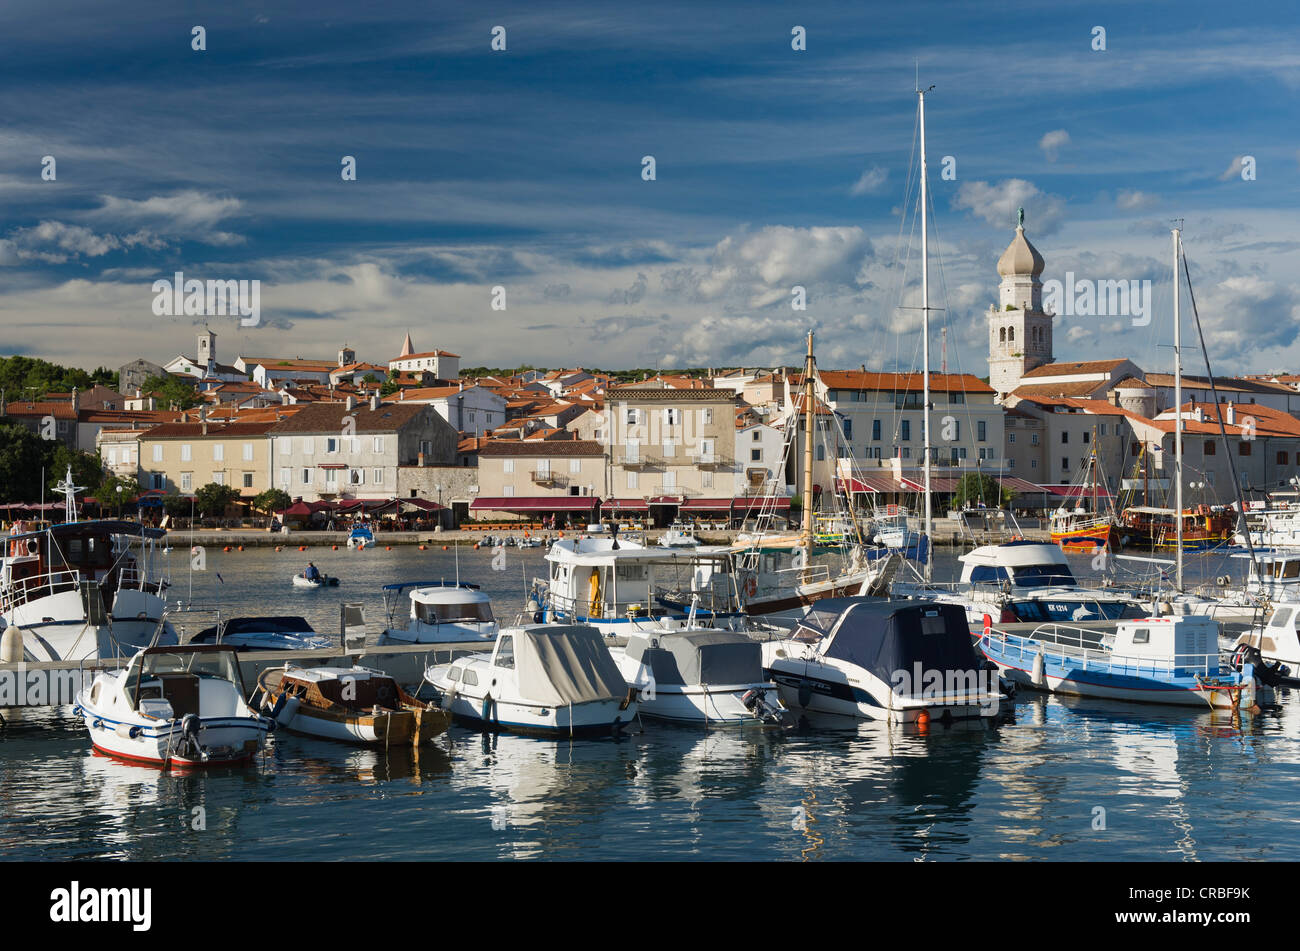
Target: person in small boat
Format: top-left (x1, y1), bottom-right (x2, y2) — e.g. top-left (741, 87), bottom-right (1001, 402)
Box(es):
top-left (304, 562), bottom-right (321, 582)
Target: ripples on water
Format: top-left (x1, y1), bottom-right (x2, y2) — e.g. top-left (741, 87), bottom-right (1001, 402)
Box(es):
top-left (3, 545), bottom-right (1299, 861)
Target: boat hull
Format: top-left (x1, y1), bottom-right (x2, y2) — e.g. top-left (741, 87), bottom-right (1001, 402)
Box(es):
top-left (765, 659), bottom-right (997, 722)
top-left (79, 710), bottom-right (268, 767)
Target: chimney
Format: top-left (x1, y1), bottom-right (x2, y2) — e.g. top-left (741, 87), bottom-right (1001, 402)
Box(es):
top-left (1226, 402), bottom-right (1235, 426)
top-left (418, 450), bottom-right (425, 467)
top-left (345, 395), bottom-right (355, 411)
top-left (399, 389), bottom-right (405, 401)
top-left (71, 386), bottom-right (80, 413)
top-left (369, 392), bottom-right (379, 411)
top-left (202, 420), bottom-right (208, 435)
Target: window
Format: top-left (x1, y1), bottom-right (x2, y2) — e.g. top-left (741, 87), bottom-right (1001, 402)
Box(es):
top-left (280, 468), bottom-right (291, 487)
top-left (751, 448), bottom-right (762, 462)
top-left (1082, 431), bottom-right (1090, 444)
top-left (180, 472), bottom-right (192, 491)
top-left (151, 474), bottom-right (164, 489)
top-left (950, 393), bottom-right (965, 404)
top-left (106, 449), bottom-right (116, 465)
top-left (1240, 442), bottom-right (1252, 457)
top-left (324, 469), bottom-right (336, 487)
top-left (701, 408), bottom-right (713, 425)
top-left (662, 471), bottom-right (676, 489)
top-left (503, 485), bottom-right (514, 496)
top-left (664, 408), bottom-right (680, 426)
top-left (181, 444), bottom-right (192, 462)
top-left (213, 471), bottom-right (225, 486)
top-left (1061, 432), bottom-right (1069, 444)
top-left (816, 446), bottom-right (825, 461)
top-left (494, 635), bottom-right (515, 669)
top-left (872, 419), bottom-right (882, 441)
top-left (1007, 459), bottom-right (1015, 469)
top-left (326, 437), bottom-right (338, 454)
top-left (1099, 424), bottom-right (1107, 436)
top-left (1031, 459), bottom-right (1038, 468)
top-left (536, 460), bottom-right (550, 477)
top-left (349, 469), bottom-right (363, 485)
top-left (243, 442), bottom-right (254, 461)
top-left (373, 436), bottom-right (384, 453)
top-left (1031, 433), bottom-right (1039, 446)
top-left (302, 469), bottom-right (311, 485)
top-left (900, 420), bottom-right (910, 442)
top-left (503, 459), bottom-right (515, 474)
top-left (243, 472), bottom-right (254, 488)
top-left (1279, 451), bottom-right (1289, 465)
top-left (281, 438), bottom-right (292, 456)
top-left (1204, 440), bottom-right (1216, 456)
top-left (303, 437), bottom-right (313, 455)
top-left (663, 440), bottom-right (675, 457)
top-left (702, 470), bottom-right (713, 488)
top-left (627, 471), bottom-right (638, 489)
top-left (373, 469), bottom-right (383, 485)
top-left (1132, 628), bottom-right (1150, 645)
top-left (1061, 457), bottom-right (1069, 471)
top-left (1009, 432), bottom-right (1016, 443)
top-left (752, 430), bottom-right (761, 442)
top-left (626, 407), bottom-right (638, 425)
top-left (213, 444), bottom-right (224, 462)
top-left (978, 421), bottom-right (987, 442)
top-left (570, 458), bottom-right (581, 473)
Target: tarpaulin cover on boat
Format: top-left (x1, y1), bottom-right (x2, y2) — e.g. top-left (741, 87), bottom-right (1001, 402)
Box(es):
top-left (820, 600), bottom-right (982, 684)
top-left (623, 631), bottom-right (762, 686)
top-left (516, 625), bottom-right (628, 706)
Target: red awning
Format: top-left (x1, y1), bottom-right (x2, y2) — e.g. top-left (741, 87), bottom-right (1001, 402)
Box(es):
top-left (899, 476), bottom-right (961, 493)
top-left (837, 474), bottom-right (908, 494)
top-left (1042, 484), bottom-right (1115, 500)
top-left (400, 498), bottom-right (442, 511)
top-left (602, 498), bottom-right (649, 512)
top-left (647, 496), bottom-right (681, 505)
top-left (471, 496), bottom-right (600, 512)
top-left (679, 498), bottom-right (735, 511)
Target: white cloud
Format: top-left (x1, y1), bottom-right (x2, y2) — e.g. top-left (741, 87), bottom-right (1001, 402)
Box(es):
top-left (850, 166), bottom-right (888, 195)
top-left (1116, 190), bottom-right (1157, 211)
top-left (1039, 129), bottom-right (1070, 162)
top-left (952, 179), bottom-right (1065, 235)
top-left (699, 225), bottom-right (872, 306)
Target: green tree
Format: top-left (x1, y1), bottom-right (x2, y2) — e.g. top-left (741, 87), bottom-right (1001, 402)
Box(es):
top-left (92, 475), bottom-right (141, 514)
top-left (194, 482), bottom-right (241, 517)
top-left (952, 473), bottom-right (1013, 509)
top-left (163, 493), bottom-right (193, 518)
top-left (46, 445), bottom-right (104, 496)
top-left (0, 424), bottom-right (53, 503)
top-left (140, 374), bottom-right (201, 410)
top-left (253, 488), bottom-right (291, 514)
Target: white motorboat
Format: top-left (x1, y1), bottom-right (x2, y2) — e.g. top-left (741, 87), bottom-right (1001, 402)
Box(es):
top-left (536, 534), bottom-right (746, 636)
top-left (188, 615), bottom-right (334, 651)
top-left (347, 525), bottom-right (374, 550)
top-left (1230, 601), bottom-right (1300, 679)
top-left (609, 630), bottom-right (785, 724)
top-left (762, 599), bottom-right (1004, 723)
top-left (424, 625), bottom-right (639, 737)
top-left (378, 581), bottom-right (498, 645)
top-left (2, 517), bottom-right (177, 662)
top-left (74, 644), bottom-right (270, 768)
top-left (894, 541), bottom-right (1144, 627)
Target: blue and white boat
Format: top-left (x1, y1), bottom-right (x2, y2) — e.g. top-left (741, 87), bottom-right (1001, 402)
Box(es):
top-left (978, 614), bottom-right (1259, 711)
top-left (423, 625), bottom-right (639, 737)
top-left (347, 524), bottom-right (375, 549)
top-left (378, 581), bottom-right (498, 645)
top-left (535, 535), bottom-right (746, 636)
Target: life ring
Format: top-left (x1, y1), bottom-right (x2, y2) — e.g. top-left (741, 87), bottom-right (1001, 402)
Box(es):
top-left (743, 577), bottom-right (758, 598)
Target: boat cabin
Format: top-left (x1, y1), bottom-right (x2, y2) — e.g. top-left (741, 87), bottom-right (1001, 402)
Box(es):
top-left (119, 644), bottom-right (248, 717)
top-left (1108, 616), bottom-right (1221, 673)
top-left (957, 542), bottom-right (1076, 589)
top-left (1235, 552), bottom-right (1300, 597)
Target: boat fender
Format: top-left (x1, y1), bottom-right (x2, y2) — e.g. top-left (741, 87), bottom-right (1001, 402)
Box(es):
top-left (1031, 649), bottom-right (1046, 688)
top-left (115, 722), bottom-right (134, 739)
top-left (796, 681), bottom-right (812, 709)
top-left (266, 690), bottom-right (289, 721)
top-left (481, 694), bottom-right (497, 723)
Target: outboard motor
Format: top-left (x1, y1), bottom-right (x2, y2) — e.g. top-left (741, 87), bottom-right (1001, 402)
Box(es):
top-left (178, 713), bottom-right (203, 759)
top-left (741, 688), bottom-right (785, 724)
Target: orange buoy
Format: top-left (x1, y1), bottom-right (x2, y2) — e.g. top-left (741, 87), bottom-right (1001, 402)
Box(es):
top-left (298, 546), bottom-right (306, 551)
top-left (916, 710), bottom-right (930, 728)
top-left (332, 544), bottom-right (338, 550)
top-left (223, 546), bottom-right (231, 552)
top-left (419, 544), bottom-right (426, 551)
top-left (473, 542), bottom-right (480, 550)
top-left (442, 545), bottom-right (448, 551)
top-left (385, 545), bottom-right (391, 551)
top-left (275, 546), bottom-right (282, 552)
top-left (238, 545), bottom-right (244, 552)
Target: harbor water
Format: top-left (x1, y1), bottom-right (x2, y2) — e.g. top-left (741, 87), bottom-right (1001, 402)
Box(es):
top-left (3, 544), bottom-right (1300, 861)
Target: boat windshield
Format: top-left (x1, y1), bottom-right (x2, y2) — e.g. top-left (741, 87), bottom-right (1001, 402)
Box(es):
top-left (127, 650), bottom-right (244, 703)
top-left (1009, 563), bottom-right (1076, 587)
top-left (416, 600), bottom-right (495, 624)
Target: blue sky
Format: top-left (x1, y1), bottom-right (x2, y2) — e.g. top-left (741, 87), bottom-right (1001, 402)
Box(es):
top-left (0, 0), bottom-right (1297, 378)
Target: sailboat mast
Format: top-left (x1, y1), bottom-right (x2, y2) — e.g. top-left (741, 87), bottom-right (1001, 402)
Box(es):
top-left (919, 86), bottom-right (933, 581)
top-left (802, 330), bottom-right (816, 579)
top-left (1173, 225), bottom-right (1183, 590)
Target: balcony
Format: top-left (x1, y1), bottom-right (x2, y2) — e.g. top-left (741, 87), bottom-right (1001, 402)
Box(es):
top-left (530, 470), bottom-right (566, 487)
top-left (654, 485), bottom-right (686, 499)
top-left (689, 452), bottom-right (733, 470)
top-left (616, 453), bottom-right (661, 470)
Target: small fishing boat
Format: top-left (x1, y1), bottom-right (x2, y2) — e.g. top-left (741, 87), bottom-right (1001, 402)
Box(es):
top-left (424, 625), bottom-right (639, 737)
top-left (978, 614), bottom-right (1259, 710)
top-left (74, 644), bottom-right (270, 768)
top-left (347, 525), bottom-right (375, 550)
top-left (378, 581), bottom-right (498, 645)
top-left (292, 572), bottom-right (339, 588)
top-left (189, 616), bottom-right (334, 651)
top-left (255, 665), bottom-right (451, 746)
top-left (609, 630), bottom-right (785, 724)
top-left (762, 599), bottom-right (1005, 723)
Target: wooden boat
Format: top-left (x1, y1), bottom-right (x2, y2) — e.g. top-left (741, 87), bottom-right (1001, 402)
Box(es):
top-left (256, 665), bottom-right (450, 746)
top-left (1117, 504), bottom-right (1234, 552)
top-left (1049, 435), bottom-right (1119, 552)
